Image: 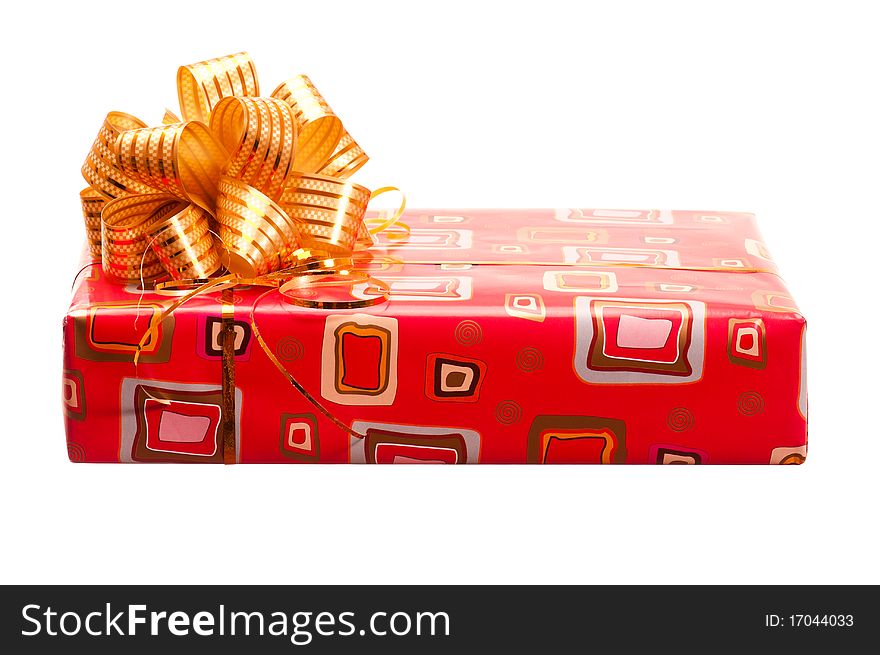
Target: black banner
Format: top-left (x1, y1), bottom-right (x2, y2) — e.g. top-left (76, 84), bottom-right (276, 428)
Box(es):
top-left (1, 585), bottom-right (874, 652)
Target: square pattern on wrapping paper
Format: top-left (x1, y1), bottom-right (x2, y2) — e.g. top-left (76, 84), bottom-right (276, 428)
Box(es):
top-left (515, 226), bottom-right (608, 244)
top-left (574, 297), bottom-right (706, 384)
top-left (74, 301), bottom-right (174, 363)
top-left (527, 415), bottom-right (627, 464)
top-left (372, 228), bottom-right (472, 250)
top-left (554, 208), bottom-right (674, 225)
top-left (198, 315), bottom-right (253, 360)
top-left (62, 369), bottom-right (86, 420)
top-left (425, 353), bottom-right (487, 403)
top-left (542, 271), bottom-right (618, 293)
top-left (349, 421), bottom-right (480, 464)
top-left (279, 413), bottom-right (319, 461)
top-left (321, 314), bottom-right (399, 406)
top-left (649, 444), bottom-right (708, 464)
top-left (504, 293), bottom-right (546, 322)
top-left (770, 446), bottom-right (807, 465)
top-left (728, 318), bottom-right (766, 369)
top-left (562, 245), bottom-right (681, 267)
top-left (119, 378), bottom-right (241, 463)
top-left (351, 276), bottom-right (473, 302)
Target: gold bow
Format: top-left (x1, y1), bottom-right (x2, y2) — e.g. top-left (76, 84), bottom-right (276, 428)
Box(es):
top-left (81, 52), bottom-right (405, 286)
top-left (78, 54), bottom-right (410, 443)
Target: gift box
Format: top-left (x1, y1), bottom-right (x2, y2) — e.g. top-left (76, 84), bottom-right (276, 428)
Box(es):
top-left (62, 207), bottom-right (807, 464)
top-left (65, 53), bottom-right (806, 464)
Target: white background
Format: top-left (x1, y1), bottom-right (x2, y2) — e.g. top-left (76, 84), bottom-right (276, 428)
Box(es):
top-left (1, 0), bottom-right (877, 584)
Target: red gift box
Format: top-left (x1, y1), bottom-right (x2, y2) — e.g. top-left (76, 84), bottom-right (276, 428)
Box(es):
top-left (62, 208), bottom-right (807, 464)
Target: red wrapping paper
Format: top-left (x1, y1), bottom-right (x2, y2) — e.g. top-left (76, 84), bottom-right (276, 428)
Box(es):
top-left (62, 208), bottom-right (807, 464)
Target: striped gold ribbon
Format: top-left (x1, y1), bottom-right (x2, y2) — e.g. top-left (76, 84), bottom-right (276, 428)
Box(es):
top-left (80, 52), bottom-right (404, 288)
top-left (81, 112), bottom-right (153, 199)
top-left (80, 188), bottom-right (105, 258)
top-left (280, 173), bottom-right (372, 255)
top-left (177, 52), bottom-right (259, 124)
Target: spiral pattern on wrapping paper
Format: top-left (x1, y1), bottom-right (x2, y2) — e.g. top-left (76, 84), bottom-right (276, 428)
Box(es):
top-left (667, 407), bottom-right (695, 432)
top-left (213, 293), bottom-right (245, 305)
top-left (276, 336), bottom-right (304, 362)
top-left (495, 400), bottom-right (522, 425)
top-left (67, 443), bottom-right (86, 463)
top-left (455, 320), bottom-right (483, 346)
top-left (515, 347), bottom-right (544, 373)
top-left (737, 391), bottom-right (765, 416)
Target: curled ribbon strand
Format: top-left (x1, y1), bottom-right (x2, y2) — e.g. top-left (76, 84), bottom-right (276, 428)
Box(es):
top-left (249, 287), bottom-right (371, 439)
top-left (364, 186), bottom-right (409, 242)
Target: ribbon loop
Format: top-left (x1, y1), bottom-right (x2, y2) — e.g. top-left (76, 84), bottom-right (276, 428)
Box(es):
top-left (82, 112), bottom-right (153, 200)
top-left (318, 131), bottom-right (369, 179)
top-left (177, 52), bottom-right (259, 123)
top-left (210, 96), bottom-right (297, 200)
top-left (272, 75), bottom-right (346, 174)
top-left (148, 204), bottom-right (222, 280)
top-left (114, 121), bottom-right (228, 214)
top-left (101, 194), bottom-right (180, 280)
top-left (279, 172), bottom-right (372, 256)
top-left (80, 188), bottom-right (105, 258)
top-left (216, 176), bottom-right (303, 277)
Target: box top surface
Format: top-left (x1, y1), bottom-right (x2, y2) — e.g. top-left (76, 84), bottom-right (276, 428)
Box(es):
top-left (69, 208), bottom-right (800, 318)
